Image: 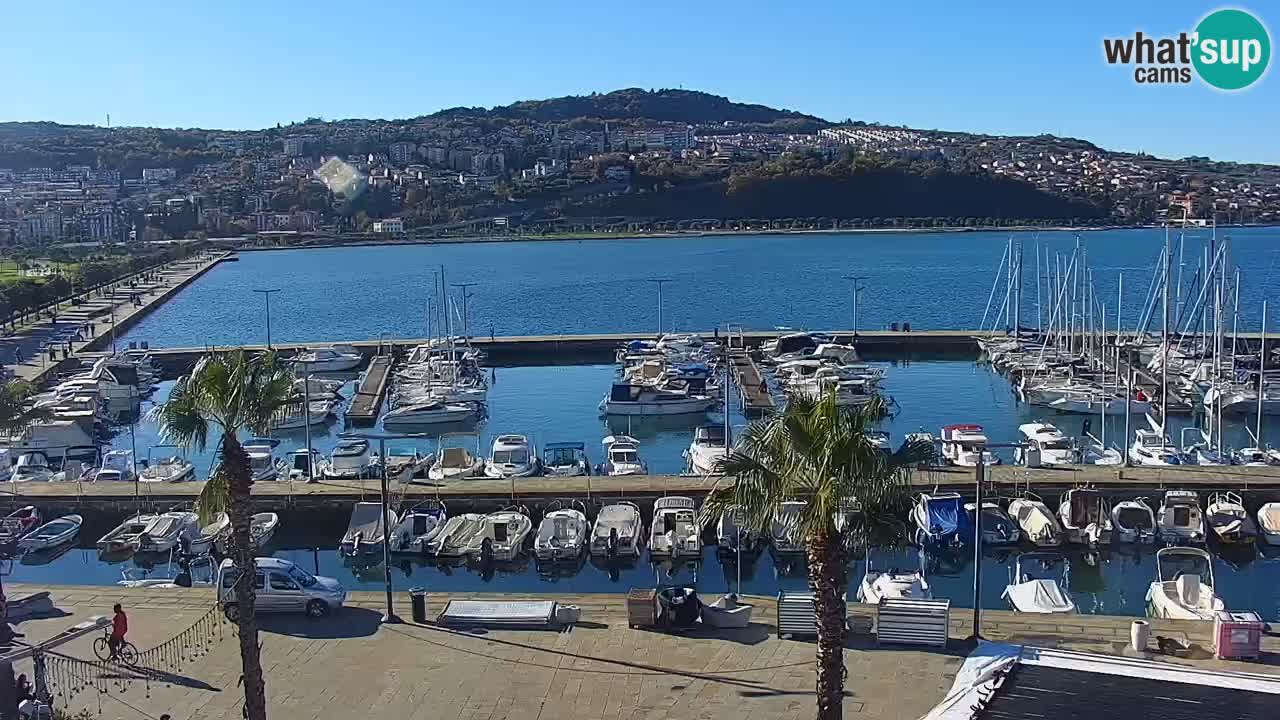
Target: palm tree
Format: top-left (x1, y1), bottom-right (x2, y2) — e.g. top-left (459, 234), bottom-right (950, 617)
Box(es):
top-left (704, 392), bottom-right (933, 720)
top-left (0, 381), bottom-right (54, 436)
top-left (150, 349), bottom-right (292, 720)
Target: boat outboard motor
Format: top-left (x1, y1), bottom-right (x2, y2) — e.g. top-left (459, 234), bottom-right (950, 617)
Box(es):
top-left (607, 528), bottom-right (619, 557)
top-left (480, 537), bottom-right (494, 565)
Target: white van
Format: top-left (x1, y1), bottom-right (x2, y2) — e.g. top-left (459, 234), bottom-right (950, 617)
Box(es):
top-left (216, 557), bottom-right (346, 620)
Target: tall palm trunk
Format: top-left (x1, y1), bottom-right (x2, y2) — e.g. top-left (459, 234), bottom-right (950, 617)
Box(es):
top-left (807, 530), bottom-right (848, 720)
top-left (223, 432), bottom-right (268, 720)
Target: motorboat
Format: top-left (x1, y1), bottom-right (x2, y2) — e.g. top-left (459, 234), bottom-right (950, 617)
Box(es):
top-left (1257, 502), bottom-right (1280, 545)
top-left (51, 445), bottom-right (100, 482)
top-left (192, 513), bottom-right (230, 554)
top-left (1111, 498), bottom-right (1156, 543)
top-left (685, 425), bottom-right (729, 475)
top-left (427, 434), bottom-right (485, 481)
top-left (291, 376), bottom-right (345, 400)
top-left (463, 509), bottom-right (533, 562)
top-left (541, 442), bottom-right (591, 477)
top-left (1015, 423), bottom-right (1076, 466)
top-left (426, 513), bottom-right (486, 557)
top-left (1007, 494), bottom-right (1065, 547)
top-left (287, 448), bottom-right (330, 481)
top-left (245, 512), bottom-right (280, 550)
top-left (940, 424), bottom-right (999, 466)
top-left (294, 344), bottom-right (363, 372)
top-left (270, 400), bottom-right (334, 431)
top-left (9, 452), bottom-right (53, 483)
top-left (598, 382), bottom-right (716, 416)
top-left (1048, 391), bottom-right (1151, 416)
top-left (533, 505), bottom-right (591, 561)
top-left (1156, 490), bottom-right (1206, 544)
top-left (1205, 491), bottom-right (1258, 545)
top-left (912, 492), bottom-right (970, 545)
top-left (649, 496), bottom-right (701, 559)
top-left (857, 564), bottom-right (930, 604)
top-left (383, 446), bottom-right (431, 481)
top-left (904, 432), bottom-right (939, 466)
top-left (1057, 487), bottom-right (1112, 545)
top-left (714, 504), bottom-right (760, 554)
top-left (339, 502), bottom-right (396, 556)
top-left (771, 500), bottom-right (808, 556)
top-left (1146, 547), bottom-right (1225, 620)
top-left (1233, 447), bottom-right (1278, 466)
top-left (86, 450), bottom-right (136, 482)
top-left (867, 430), bottom-right (892, 453)
top-left (965, 502), bottom-right (1021, 545)
top-left (1128, 429), bottom-right (1183, 466)
top-left (599, 435), bottom-right (646, 475)
top-left (97, 513), bottom-right (156, 554)
top-left (389, 501), bottom-right (449, 554)
top-left (382, 400), bottom-right (479, 426)
top-left (246, 443), bottom-right (289, 482)
top-left (483, 435), bottom-right (539, 478)
top-left (135, 511), bottom-right (199, 553)
top-left (138, 446), bottom-right (196, 483)
top-left (1003, 553), bottom-right (1076, 614)
top-left (699, 593), bottom-right (754, 628)
top-left (17, 514), bottom-right (81, 552)
top-left (0, 506), bottom-right (43, 545)
top-left (323, 439), bottom-right (377, 480)
top-left (589, 502), bottom-right (644, 557)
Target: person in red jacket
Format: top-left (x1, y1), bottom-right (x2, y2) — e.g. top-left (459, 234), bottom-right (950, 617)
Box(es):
top-left (109, 604), bottom-right (128, 659)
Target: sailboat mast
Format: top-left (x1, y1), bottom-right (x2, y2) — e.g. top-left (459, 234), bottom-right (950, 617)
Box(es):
top-left (1014, 239), bottom-right (1022, 338)
top-left (1258, 301), bottom-right (1267, 448)
top-left (1231, 268), bottom-right (1241, 378)
top-left (1035, 240), bottom-right (1043, 333)
top-left (1161, 227), bottom-right (1171, 431)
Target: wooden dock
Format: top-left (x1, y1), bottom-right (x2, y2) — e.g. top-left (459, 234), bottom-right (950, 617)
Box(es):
top-left (345, 354), bottom-right (393, 423)
top-left (730, 350), bottom-right (776, 416)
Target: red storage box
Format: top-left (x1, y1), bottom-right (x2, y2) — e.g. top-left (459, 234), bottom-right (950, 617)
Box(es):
top-left (1213, 611), bottom-right (1263, 660)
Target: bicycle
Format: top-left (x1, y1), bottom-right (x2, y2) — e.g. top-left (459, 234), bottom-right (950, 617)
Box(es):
top-left (92, 628), bottom-right (138, 665)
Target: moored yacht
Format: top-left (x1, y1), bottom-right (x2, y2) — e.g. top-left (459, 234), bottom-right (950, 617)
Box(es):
top-left (294, 345), bottom-right (363, 373)
top-left (483, 435), bottom-right (539, 478)
top-left (599, 382), bottom-right (716, 416)
top-left (138, 446), bottom-right (196, 483)
top-left (590, 502), bottom-right (644, 557)
top-left (649, 497), bottom-right (701, 559)
top-left (940, 424), bottom-right (999, 466)
top-left (1146, 547), bottom-right (1225, 620)
top-left (382, 399), bottom-right (480, 426)
top-left (599, 435), bottom-right (646, 476)
top-left (685, 425), bottom-right (729, 475)
top-left (1129, 428), bottom-right (1183, 466)
top-left (427, 433), bottom-right (484, 481)
top-left (322, 439), bottom-right (378, 481)
top-left (541, 442), bottom-right (590, 477)
top-left (1015, 422), bottom-right (1076, 466)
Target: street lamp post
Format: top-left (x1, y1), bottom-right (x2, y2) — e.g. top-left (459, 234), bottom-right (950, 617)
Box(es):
top-left (968, 441), bottom-right (1024, 642)
top-left (253, 288), bottom-right (282, 349)
top-left (451, 282), bottom-right (478, 339)
top-left (646, 278), bottom-right (673, 337)
top-left (842, 275), bottom-right (866, 337)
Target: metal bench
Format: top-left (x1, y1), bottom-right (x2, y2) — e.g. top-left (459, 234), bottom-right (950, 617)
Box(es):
top-left (876, 598), bottom-right (950, 647)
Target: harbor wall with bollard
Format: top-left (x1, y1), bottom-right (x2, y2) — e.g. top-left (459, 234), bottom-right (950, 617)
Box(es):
top-left (6, 464), bottom-right (1280, 518)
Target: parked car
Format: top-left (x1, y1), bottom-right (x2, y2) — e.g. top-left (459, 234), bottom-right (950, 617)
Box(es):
top-left (216, 557), bottom-right (345, 621)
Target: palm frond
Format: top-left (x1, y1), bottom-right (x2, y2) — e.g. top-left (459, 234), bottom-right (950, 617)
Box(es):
top-left (196, 464), bottom-right (230, 525)
top-left (0, 380), bottom-right (54, 436)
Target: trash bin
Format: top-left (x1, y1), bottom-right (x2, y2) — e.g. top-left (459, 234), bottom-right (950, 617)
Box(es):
top-left (409, 588), bottom-right (428, 624)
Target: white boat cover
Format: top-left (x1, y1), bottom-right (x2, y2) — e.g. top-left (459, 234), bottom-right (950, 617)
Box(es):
top-left (1259, 504), bottom-right (1280, 535)
top-left (1011, 502), bottom-right (1059, 544)
top-left (344, 503), bottom-right (387, 542)
top-left (1003, 580), bottom-right (1075, 613)
top-left (437, 600), bottom-right (557, 628)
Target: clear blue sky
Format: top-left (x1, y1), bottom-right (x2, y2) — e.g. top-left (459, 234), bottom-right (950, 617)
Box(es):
top-left (4, 1), bottom-right (1276, 163)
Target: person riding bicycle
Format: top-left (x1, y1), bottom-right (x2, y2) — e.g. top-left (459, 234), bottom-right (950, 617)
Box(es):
top-left (109, 604), bottom-right (128, 659)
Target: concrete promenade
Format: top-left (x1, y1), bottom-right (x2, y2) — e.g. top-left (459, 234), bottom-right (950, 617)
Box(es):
top-left (5, 584), bottom-right (1278, 720)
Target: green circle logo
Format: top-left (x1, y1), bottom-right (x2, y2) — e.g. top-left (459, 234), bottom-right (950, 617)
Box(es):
top-left (1193, 8), bottom-right (1271, 90)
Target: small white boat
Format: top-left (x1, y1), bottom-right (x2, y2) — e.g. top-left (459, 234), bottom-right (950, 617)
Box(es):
top-left (1008, 495), bottom-right (1064, 547)
top-left (699, 594), bottom-right (753, 628)
top-left (192, 513), bottom-right (230, 554)
top-left (484, 435), bottom-right (539, 478)
top-left (940, 424), bottom-right (999, 466)
top-left (965, 502), bottom-right (1021, 545)
top-left (287, 448), bottom-right (330, 481)
top-left (1003, 553), bottom-right (1076, 614)
top-left (599, 382), bottom-right (716, 416)
top-left (541, 442), bottom-right (590, 477)
top-left (270, 400), bottom-right (334, 430)
top-left (0, 506), bottom-right (42, 546)
top-left (427, 434), bottom-right (484, 482)
top-left (291, 376), bottom-right (344, 400)
top-left (340, 502), bottom-right (396, 556)
top-left (135, 511), bottom-right (199, 553)
top-left (323, 439), bottom-right (377, 480)
top-left (17, 514), bottom-right (80, 552)
top-left (771, 500), bottom-right (808, 556)
top-left (294, 344), bottom-right (363, 372)
top-left (1111, 498), bottom-right (1156, 543)
top-left (1129, 429), bottom-right (1184, 466)
top-left (714, 505), bottom-right (760, 554)
top-left (1015, 423), bottom-right (1076, 466)
top-left (246, 512), bottom-right (280, 550)
top-left (87, 450), bottom-right (136, 482)
top-left (685, 425), bottom-right (729, 475)
top-left (1146, 547), bottom-right (1225, 620)
top-left (857, 565), bottom-right (930, 604)
top-left (533, 506), bottom-right (590, 561)
top-left (599, 435), bottom-right (646, 476)
top-left (913, 491), bottom-right (969, 545)
top-left (464, 509), bottom-right (533, 562)
top-left (9, 452), bottom-right (53, 483)
top-left (427, 513), bottom-right (486, 557)
top-left (1057, 488), bottom-right (1112, 545)
top-left (649, 496), bottom-right (701, 559)
top-left (590, 502), bottom-right (644, 557)
top-left (382, 400), bottom-right (479, 426)
top-left (1234, 447), bottom-right (1278, 466)
top-left (1157, 490), bottom-right (1206, 544)
top-left (1258, 502), bottom-right (1280, 546)
top-left (139, 445), bottom-right (196, 483)
top-left (97, 513), bottom-right (157, 553)
top-left (1205, 491), bottom-right (1258, 545)
top-left (246, 443), bottom-right (289, 482)
top-left (389, 501), bottom-right (449, 554)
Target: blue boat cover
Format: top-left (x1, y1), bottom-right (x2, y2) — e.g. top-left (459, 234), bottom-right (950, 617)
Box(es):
top-left (927, 496), bottom-right (970, 539)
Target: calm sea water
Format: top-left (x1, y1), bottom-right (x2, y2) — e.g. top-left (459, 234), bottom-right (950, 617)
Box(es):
top-left (120, 227), bottom-right (1280, 348)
